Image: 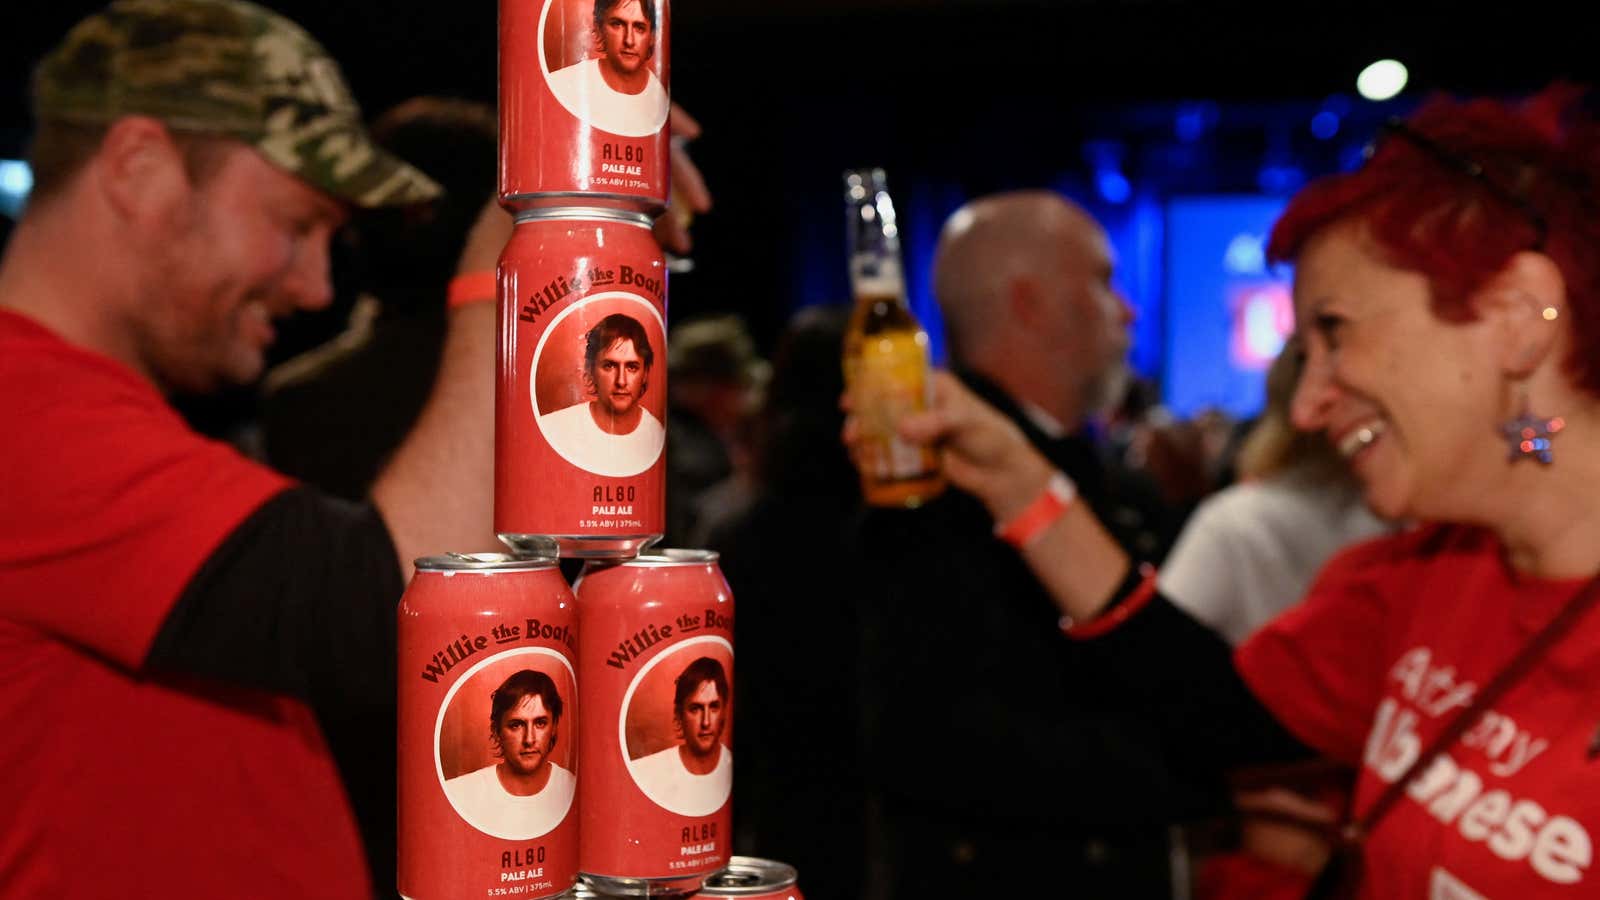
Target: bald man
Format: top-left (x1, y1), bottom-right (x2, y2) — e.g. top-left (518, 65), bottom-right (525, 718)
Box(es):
top-left (933, 191), bottom-right (1133, 432)
top-left (853, 192), bottom-right (1200, 899)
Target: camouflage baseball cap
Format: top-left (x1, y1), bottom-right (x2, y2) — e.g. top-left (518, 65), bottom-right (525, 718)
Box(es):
top-left (32, 0), bottom-right (441, 207)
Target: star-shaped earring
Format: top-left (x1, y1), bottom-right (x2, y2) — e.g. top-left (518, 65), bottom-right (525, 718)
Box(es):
top-left (1501, 412), bottom-right (1565, 464)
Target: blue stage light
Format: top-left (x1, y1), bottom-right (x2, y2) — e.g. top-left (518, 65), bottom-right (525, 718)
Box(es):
top-left (1096, 170), bottom-right (1132, 204)
top-left (1174, 102), bottom-right (1218, 143)
top-left (0, 160), bottom-right (31, 197)
top-left (1338, 140), bottom-right (1369, 172)
top-left (1311, 110), bottom-right (1340, 140)
top-left (1257, 163), bottom-right (1304, 195)
top-left (0, 160), bottom-right (33, 219)
top-left (1083, 140), bottom-right (1132, 205)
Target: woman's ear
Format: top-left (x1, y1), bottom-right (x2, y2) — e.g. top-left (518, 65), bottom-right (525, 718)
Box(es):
top-left (1480, 251), bottom-right (1566, 378)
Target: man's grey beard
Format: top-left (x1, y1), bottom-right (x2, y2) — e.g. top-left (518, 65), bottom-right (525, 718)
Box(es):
top-left (1081, 361), bottom-right (1131, 419)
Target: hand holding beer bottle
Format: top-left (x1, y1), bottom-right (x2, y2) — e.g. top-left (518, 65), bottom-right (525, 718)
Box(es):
top-left (841, 168), bottom-right (945, 507)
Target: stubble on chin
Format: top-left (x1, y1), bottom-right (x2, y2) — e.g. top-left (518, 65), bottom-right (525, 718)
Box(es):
top-left (1083, 361), bottom-right (1131, 419)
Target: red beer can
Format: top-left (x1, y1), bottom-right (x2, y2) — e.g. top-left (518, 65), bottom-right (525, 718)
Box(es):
top-left (496, 207), bottom-right (667, 558)
top-left (398, 553), bottom-right (580, 900)
top-left (499, 0), bottom-right (672, 210)
top-left (693, 858), bottom-right (804, 900)
top-left (575, 550), bottom-right (735, 895)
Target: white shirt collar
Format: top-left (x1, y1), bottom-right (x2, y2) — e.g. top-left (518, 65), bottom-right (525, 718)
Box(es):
top-left (1018, 400), bottom-right (1069, 439)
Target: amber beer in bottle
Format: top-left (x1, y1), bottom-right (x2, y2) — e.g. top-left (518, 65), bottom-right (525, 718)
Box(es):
top-left (841, 168), bottom-right (945, 507)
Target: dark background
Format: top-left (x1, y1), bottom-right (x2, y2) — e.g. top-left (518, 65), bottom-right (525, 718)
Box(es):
top-left (1, 0), bottom-right (1593, 359)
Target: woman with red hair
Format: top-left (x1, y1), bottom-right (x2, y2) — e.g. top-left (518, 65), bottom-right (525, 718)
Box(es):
top-left (882, 88), bottom-right (1600, 897)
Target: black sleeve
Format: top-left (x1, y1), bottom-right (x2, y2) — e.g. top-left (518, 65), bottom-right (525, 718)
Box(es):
top-left (146, 486), bottom-right (403, 712)
top-left (148, 486), bottom-right (405, 899)
top-left (1080, 588), bottom-right (1314, 774)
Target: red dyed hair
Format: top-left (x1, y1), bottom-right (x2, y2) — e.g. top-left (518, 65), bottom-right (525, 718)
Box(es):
top-left (1268, 85), bottom-right (1600, 396)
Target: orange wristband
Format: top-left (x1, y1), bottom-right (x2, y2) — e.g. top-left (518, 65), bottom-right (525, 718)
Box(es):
top-left (993, 470), bottom-right (1076, 549)
top-left (447, 271), bottom-right (497, 309)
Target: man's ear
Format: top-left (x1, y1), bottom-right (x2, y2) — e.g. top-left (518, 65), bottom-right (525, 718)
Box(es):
top-left (1006, 276), bottom-right (1047, 328)
top-left (1478, 251), bottom-right (1566, 378)
top-left (93, 116), bottom-right (193, 228)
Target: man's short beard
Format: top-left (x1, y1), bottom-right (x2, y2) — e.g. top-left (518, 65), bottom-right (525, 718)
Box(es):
top-left (1081, 361), bottom-right (1131, 419)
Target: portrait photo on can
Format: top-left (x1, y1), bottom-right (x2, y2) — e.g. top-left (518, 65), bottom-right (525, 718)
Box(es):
top-left (620, 636), bottom-right (734, 816)
top-left (436, 648), bottom-right (578, 840)
top-left (533, 293), bottom-right (667, 478)
top-left (539, 0), bottom-right (671, 137)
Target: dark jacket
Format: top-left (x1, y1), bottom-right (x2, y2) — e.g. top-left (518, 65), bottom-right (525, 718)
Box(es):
top-left (853, 372), bottom-right (1215, 897)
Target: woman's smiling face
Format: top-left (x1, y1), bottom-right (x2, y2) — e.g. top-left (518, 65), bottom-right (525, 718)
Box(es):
top-left (1290, 219), bottom-right (1510, 523)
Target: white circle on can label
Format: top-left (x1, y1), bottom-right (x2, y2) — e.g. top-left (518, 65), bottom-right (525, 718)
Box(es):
top-left (434, 646), bottom-right (578, 840)
top-left (532, 290), bottom-right (666, 478)
top-left (618, 635), bottom-right (733, 817)
top-left (537, 0), bottom-right (671, 138)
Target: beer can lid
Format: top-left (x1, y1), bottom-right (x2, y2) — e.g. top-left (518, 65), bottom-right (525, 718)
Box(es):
top-left (616, 548), bottom-right (720, 567)
top-left (513, 206), bottom-right (654, 229)
top-left (698, 857), bottom-right (799, 895)
top-left (413, 552), bottom-right (558, 571)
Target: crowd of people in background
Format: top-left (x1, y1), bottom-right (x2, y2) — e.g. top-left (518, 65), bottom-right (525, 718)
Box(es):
top-left (244, 113), bottom-right (1334, 895)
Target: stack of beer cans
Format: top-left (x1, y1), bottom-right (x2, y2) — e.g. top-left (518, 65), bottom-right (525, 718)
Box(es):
top-left (396, 2), bottom-right (797, 899)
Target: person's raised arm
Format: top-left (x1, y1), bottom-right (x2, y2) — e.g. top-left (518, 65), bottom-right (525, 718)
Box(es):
top-left (893, 370), bottom-right (1133, 623)
top-left (369, 198), bottom-right (508, 575)
top-left (876, 370), bottom-right (1309, 768)
top-left (653, 103), bottom-right (712, 255)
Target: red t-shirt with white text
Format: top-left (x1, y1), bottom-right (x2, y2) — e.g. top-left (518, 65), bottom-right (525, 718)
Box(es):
top-left (1238, 524), bottom-right (1600, 899)
top-left (0, 310), bottom-right (371, 899)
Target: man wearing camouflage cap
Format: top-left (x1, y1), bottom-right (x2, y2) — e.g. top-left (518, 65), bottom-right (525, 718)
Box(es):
top-left (33, 0), bottom-right (442, 208)
top-left (0, 1), bottom-right (498, 896)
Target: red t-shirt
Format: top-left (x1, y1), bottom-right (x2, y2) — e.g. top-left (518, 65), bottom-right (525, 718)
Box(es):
top-left (1238, 524), bottom-right (1600, 898)
top-left (0, 310), bottom-right (372, 898)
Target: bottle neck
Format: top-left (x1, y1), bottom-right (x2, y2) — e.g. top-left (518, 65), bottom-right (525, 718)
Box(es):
top-left (851, 288), bottom-right (910, 311)
top-left (849, 257), bottom-right (907, 308)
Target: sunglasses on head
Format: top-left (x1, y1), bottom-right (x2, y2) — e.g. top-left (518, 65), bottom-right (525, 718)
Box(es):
top-left (1367, 117), bottom-right (1548, 251)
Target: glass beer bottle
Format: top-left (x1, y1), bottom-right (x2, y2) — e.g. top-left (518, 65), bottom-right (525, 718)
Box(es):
top-left (841, 168), bottom-right (946, 507)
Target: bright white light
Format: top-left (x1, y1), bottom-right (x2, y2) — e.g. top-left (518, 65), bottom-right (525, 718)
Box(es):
top-left (0, 160), bottom-right (33, 197)
top-left (1357, 60), bottom-right (1408, 102)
